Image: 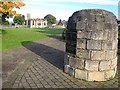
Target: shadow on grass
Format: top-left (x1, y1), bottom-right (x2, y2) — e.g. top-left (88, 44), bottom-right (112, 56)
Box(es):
top-left (21, 41), bottom-right (65, 70)
top-left (35, 28), bottom-right (65, 41)
top-left (0, 29), bottom-right (7, 34)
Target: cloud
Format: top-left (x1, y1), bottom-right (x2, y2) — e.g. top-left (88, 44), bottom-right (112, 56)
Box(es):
top-left (16, 0), bottom-right (118, 20)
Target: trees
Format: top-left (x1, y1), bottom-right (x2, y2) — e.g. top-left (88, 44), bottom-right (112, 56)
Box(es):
top-left (13, 15), bottom-right (25, 25)
top-left (0, 1), bottom-right (25, 24)
top-left (44, 14), bottom-right (56, 25)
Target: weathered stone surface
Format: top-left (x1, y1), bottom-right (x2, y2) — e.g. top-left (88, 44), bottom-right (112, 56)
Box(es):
top-left (77, 31), bottom-right (91, 39)
top-left (112, 40), bottom-right (118, 50)
top-left (101, 41), bottom-right (113, 50)
top-left (99, 61), bottom-right (111, 71)
top-left (66, 42), bottom-right (76, 54)
top-left (90, 31), bottom-right (103, 40)
top-left (69, 56), bottom-right (84, 69)
top-left (91, 51), bottom-right (106, 60)
top-left (96, 22), bottom-right (104, 30)
top-left (85, 22), bottom-right (96, 31)
top-left (105, 50), bottom-right (115, 60)
top-left (88, 72), bottom-right (105, 81)
top-left (95, 15), bottom-right (105, 22)
top-left (105, 69), bottom-right (116, 80)
top-left (87, 40), bottom-right (101, 50)
top-left (110, 57), bottom-right (117, 69)
top-left (104, 23), bottom-right (113, 30)
top-left (76, 49), bottom-right (91, 59)
top-left (85, 60), bottom-right (99, 71)
top-left (76, 39), bottom-right (86, 49)
top-left (75, 69), bottom-right (87, 80)
top-left (76, 21), bottom-right (86, 30)
top-left (75, 59), bottom-right (84, 69)
top-left (69, 56), bottom-right (76, 67)
top-left (65, 9), bottom-right (118, 81)
top-left (107, 31), bottom-right (114, 41)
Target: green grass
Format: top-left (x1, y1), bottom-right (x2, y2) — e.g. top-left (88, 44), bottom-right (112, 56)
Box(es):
top-left (1, 28), bottom-right (64, 52)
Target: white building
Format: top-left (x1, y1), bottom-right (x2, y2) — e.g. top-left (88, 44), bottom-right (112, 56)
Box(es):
top-left (28, 18), bottom-right (47, 28)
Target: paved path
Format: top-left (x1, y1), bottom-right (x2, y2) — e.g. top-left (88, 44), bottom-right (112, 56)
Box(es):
top-left (3, 36), bottom-right (120, 89)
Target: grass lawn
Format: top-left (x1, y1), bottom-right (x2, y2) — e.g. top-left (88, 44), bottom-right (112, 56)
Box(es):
top-left (1, 28), bottom-right (64, 52)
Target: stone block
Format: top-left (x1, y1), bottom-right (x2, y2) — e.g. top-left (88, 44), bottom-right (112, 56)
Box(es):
top-left (99, 61), bottom-right (111, 71)
top-left (113, 31), bottom-right (118, 41)
top-left (102, 30), bottom-right (108, 40)
top-left (105, 50), bottom-right (115, 60)
top-left (64, 65), bottom-right (74, 76)
top-left (77, 31), bottom-right (91, 39)
top-left (76, 39), bottom-right (86, 49)
top-left (85, 21), bottom-right (96, 31)
top-left (75, 69), bottom-right (87, 80)
top-left (76, 49), bottom-right (91, 59)
top-left (79, 11), bottom-right (96, 22)
top-left (107, 31), bottom-right (114, 41)
top-left (112, 40), bottom-right (118, 50)
top-left (85, 60), bottom-right (99, 71)
top-left (110, 57), bottom-right (117, 69)
top-left (104, 14), bottom-right (117, 23)
top-left (90, 31), bottom-right (103, 40)
top-left (95, 15), bottom-right (105, 22)
top-left (96, 22), bottom-right (104, 30)
top-left (69, 56), bottom-right (84, 69)
top-left (88, 71), bottom-right (105, 81)
top-left (91, 50), bottom-right (106, 60)
top-left (75, 59), bottom-right (84, 69)
top-left (104, 23), bottom-right (112, 30)
top-left (105, 69), bottom-right (116, 80)
top-left (66, 42), bottom-right (76, 54)
top-left (101, 41), bottom-right (113, 50)
top-left (76, 21), bottom-right (86, 30)
top-left (112, 24), bottom-right (118, 31)
top-left (87, 40), bottom-right (101, 50)
top-left (69, 56), bottom-right (76, 67)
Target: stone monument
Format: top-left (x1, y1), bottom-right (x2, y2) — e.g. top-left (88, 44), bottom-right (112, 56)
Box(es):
top-left (64, 9), bottom-right (118, 81)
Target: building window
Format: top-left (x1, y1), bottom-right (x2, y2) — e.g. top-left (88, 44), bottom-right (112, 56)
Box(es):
top-left (33, 20), bottom-right (34, 25)
top-left (38, 23), bottom-right (41, 26)
top-left (44, 23), bottom-right (46, 26)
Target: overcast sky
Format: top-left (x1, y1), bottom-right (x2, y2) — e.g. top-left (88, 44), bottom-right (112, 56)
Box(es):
top-left (15, 0), bottom-right (119, 21)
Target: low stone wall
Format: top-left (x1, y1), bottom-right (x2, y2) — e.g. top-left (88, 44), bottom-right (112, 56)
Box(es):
top-left (64, 9), bottom-right (118, 81)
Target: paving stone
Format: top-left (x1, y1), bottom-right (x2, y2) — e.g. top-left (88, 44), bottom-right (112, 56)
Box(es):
top-left (3, 36), bottom-right (119, 88)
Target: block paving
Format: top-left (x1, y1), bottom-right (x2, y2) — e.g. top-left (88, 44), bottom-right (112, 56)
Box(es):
top-left (2, 36), bottom-right (120, 89)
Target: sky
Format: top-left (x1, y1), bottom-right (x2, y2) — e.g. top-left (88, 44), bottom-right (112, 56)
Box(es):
top-left (15, 0), bottom-right (119, 21)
